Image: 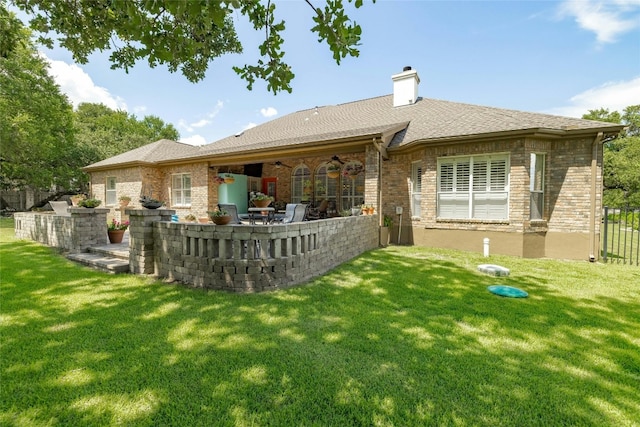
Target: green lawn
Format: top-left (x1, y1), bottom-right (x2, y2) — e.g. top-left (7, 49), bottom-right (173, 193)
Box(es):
top-left (1, 218), bottom-right (639, 426)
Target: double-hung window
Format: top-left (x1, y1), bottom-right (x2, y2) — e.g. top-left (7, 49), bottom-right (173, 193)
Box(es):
top-left (106, 177), bottom-right (117, 206)
top-left (411, 162), bottom-right (422, 217)
top-left (437, 154), bottom-right (509, 220)
top-left (172, 173), bottom-right (191, 207)
top-left (530, 153), bottom-right (545, 220)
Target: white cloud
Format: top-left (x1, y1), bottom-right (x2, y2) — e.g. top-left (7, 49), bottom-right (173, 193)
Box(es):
top-left (207, 100), bottom-right (224, 118)
top-left (242, 122), bottom-right (257, 131)
top-left (558, 0), bottom-right (640, 43)
top-left (190, 119), bottom-right (210, 128)
top-left (133, 105), bottom-right (147, 114)
top-left (178, 119), bottom-right (193, 133)
top-left (260, 107), bottom-right (278, 118)
top-left (42, 54), bottom-right (127, 110)
top-left (178, 101), bottom-right (223, 133)
top-left (547, 76), bottom-right (640, 117)
top-left (179, 135), bottom-right (207, 146)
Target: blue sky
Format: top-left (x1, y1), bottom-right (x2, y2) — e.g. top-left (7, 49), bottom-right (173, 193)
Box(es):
top-left (30, 0), bottom-right (640, 145)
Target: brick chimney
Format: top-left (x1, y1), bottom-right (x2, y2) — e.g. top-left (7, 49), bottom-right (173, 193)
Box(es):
top-left (392, 66), bottom-right (420, 107)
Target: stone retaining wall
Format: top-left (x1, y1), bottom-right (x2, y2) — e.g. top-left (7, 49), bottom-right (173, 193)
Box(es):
top-left (14, 208), bottom-right (109, 253)
top-left (127, 209), bottom-right (379, 293)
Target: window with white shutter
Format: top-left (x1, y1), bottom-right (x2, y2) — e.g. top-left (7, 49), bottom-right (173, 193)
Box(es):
top-left (437, 155), bottom-right (509, 220)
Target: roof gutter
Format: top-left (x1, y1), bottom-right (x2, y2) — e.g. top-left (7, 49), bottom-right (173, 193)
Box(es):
top-left (158, 134), bottom-right (385, 167)
top-left (389, 125), bottom-right (625, 152)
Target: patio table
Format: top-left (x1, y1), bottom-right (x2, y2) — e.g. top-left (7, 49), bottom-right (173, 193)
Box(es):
top-left (248, 207), bottom-right (275, 225)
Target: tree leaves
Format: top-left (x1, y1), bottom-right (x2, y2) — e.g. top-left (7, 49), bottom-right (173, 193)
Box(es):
top-left (585, 105), bottom-right (640, 207)
top-left (11, 0), bottom-right (374, 93)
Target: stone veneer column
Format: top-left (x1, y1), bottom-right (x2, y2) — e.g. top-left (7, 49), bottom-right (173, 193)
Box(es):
top-left (126, 208), bottom-right (175, 274)
top-left (68, 208), bottom-right (110, 251)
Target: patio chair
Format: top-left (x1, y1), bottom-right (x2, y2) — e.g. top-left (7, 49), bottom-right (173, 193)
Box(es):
top-left (217, 204), bottom-right (244, 224)
top-left (306, 199), bottom-right (328, 220)
top-left (276, 203), bottom-right (297, 224)
top-left (291, 204), bottom-right (308, 223)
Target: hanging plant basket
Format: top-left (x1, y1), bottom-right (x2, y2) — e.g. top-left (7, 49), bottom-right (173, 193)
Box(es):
top-left (327, 170), bottom-right (340, 179)
top-left (224, 175), bottom-right (235, 184)
top-left (345, 171), bottom-right (360, 179)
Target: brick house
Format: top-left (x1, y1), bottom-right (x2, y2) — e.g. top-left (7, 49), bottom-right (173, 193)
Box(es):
top-left (84, 67), bottom-right (623, 260)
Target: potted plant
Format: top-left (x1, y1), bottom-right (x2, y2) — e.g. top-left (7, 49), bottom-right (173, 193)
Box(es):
top-left (213, 175), bottom-right (226, 185)
top-left (380, 214), bottom-right (393, 247)
top-left (184, 214), bottom-right (197, 222)
top-left (343, 163), bottom-right (364, 179)
top-left (79, 198), bottom-right (102, 208)
top-left (139, 195), bottom-right (164, 209)
top-left (70, 194), bottom-right (86, 206)
top-left (223, 174), bottom-right (235, 184)
top-left (107, 218), bottom-right (129, 243)
top-left (250, 192), bottom-right (273, 208)
top-left (208, 209), bottom-right (232, 225)
top-left (327, 164), bottom-right (341, 179)
top-left (119, 195), bottom-right (132, 207)
top-left (351, 206), bottom-right (361, 216)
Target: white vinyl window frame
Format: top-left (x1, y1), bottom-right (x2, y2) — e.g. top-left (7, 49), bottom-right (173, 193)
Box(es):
top-left (437, 154), bottom-right (510, 220)
top-left (171, 173), bottom-right (192, 207)
top-left (530, 153), bottom-right (545, 220)
top-left (291, 164), bottom-right (311, 203)
top-left (411, 162), bottom-right (422, 218)
top-left (105, 177), bottom-right (117, 206)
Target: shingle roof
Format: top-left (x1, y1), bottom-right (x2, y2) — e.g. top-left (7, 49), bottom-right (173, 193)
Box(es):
top-left (85, 94), bottom-right (623, 170)
top-left (192, 94), bottom-right (621, 159)
top-left (84, 139), bottom-right (200, 170)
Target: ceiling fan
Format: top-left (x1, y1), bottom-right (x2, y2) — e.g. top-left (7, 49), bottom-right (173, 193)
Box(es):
top-left (329, 155), bottom-right (345, 164)
top-left (269, 161), bottom-right (292, 168)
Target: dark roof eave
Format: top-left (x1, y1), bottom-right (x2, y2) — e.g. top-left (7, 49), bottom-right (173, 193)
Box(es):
top-left (83, 160), bottom-right (151, 172)
top-left (390, 125), bottom-right (625, 151)
top-left (155, 130), bottom-right (397, 166)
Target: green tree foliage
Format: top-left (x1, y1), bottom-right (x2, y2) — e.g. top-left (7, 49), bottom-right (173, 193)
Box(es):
top-left (584, 105), bottom-right (640, 207)
top-left (73, 102), bottom-right (179, 165)
top-left (0, 9), bottom-right (77, 191)
top-left (0, 5), bottom-right (180, 193)
top-left (10, 0), bottom-right (373, 94)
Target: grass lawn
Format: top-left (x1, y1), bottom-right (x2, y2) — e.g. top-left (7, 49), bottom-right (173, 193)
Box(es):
top-left (1, 217), bottom-right (639, 426)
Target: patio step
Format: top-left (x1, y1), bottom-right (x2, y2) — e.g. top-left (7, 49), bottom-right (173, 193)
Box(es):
top-left (66, 243), bottom-right (130, 274)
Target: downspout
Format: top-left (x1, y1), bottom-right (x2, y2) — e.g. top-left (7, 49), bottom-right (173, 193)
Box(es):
top-left (589, 132), bottom-right (603, 262)
top-left (375, 137), bottom-right (383, 227)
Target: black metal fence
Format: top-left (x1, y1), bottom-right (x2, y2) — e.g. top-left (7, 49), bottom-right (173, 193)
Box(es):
top-left (602, 206), bottom-right (640, 266)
